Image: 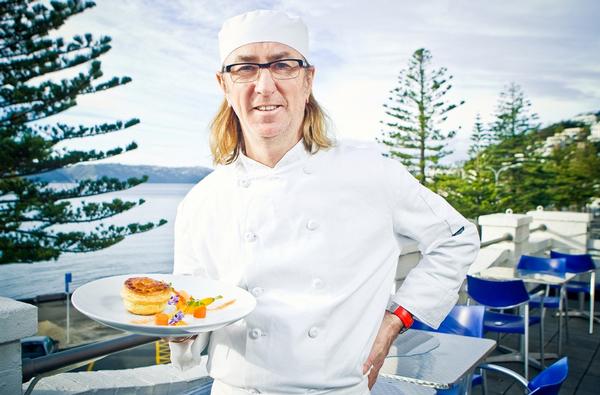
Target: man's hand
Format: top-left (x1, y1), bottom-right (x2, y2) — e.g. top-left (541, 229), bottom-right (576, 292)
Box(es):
top-left (362, 312), bottom-right (404, 389)
top-left (166, 333), bottom-right (209, 371)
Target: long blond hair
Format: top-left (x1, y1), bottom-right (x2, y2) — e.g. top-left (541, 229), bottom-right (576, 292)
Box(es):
top-left (209, 92), bottom-right (333, 165)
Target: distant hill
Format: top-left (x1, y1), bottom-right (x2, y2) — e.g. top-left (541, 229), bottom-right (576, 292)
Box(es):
top-left (33, 164), bottom-right (213, 184)
top-left (536, 111), bottom-right (600, 149)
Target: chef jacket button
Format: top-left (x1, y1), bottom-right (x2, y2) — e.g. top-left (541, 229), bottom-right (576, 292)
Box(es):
top-left (311, 278), bottom-right (324, 289)
top-left (238, 179), bottom-right (250, 188)
top-left (249, 328), bottom-right (263, 339)
top-left (244, 232), bottom-right (257, 242)
top-left (308, 326), bottom-right (319, 338)
top-left (251, 287), bottom-right (264, 297)
top-left (306, 220), bottom-right (319, 231)
top-left (302, 166), bottom-right (313, 175)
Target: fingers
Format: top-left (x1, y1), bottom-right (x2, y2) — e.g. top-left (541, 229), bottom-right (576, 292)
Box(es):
top-left (163, 335), bottom-right (196, 343)
top-left (368, 363), bottom-right (381, 389)
top-left (362, 356), bottom-right (373, 375)
top-left (363, 351), bottom-right (385, 389)
top-left (364, 355), bottom-right (383, 389)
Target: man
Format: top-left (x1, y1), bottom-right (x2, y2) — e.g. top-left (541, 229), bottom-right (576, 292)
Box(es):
top-left (171, 9), bottom-right (479, 395)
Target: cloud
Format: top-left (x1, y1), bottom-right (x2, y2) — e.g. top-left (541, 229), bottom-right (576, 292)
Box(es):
top-left (39, 0), bottom-right (600, 167)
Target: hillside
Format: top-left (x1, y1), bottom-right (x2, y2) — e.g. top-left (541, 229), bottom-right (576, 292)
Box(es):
top-left (33, 164), bottom-right (213, 184)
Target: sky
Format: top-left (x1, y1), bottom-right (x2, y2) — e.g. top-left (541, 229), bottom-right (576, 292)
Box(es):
top-left (49, 0), bottom-right (600, 168)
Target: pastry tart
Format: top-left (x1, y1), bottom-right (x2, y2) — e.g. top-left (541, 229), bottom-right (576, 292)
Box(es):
top-left (121, 277), bottom-right (171, 315)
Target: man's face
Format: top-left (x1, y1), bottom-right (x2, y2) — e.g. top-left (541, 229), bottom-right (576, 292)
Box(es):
top-left (217, 42), bottom-right (314, 147)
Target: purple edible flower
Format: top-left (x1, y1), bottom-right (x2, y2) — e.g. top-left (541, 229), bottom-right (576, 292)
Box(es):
top-left (168, 310), bottom-right (184, 325)
top-left (168, 295), bottom-right (179, 305)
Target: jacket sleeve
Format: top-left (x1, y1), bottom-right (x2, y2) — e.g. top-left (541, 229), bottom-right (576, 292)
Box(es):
top-left (384, 158), bottom-right (480, 328)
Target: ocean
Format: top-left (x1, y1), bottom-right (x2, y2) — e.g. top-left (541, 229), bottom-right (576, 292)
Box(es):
top-left (0, 183), bottom-right (195, 300)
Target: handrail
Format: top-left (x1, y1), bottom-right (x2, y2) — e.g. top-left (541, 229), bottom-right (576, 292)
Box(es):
top-left (478, 363), bottom-right (529, 388)
top-left (22, 334), bottom-right (158, 383)
top-left (530, 224), bottom-right (547, 233)
top-left (480, 233), bottom-right (513, 248)
top-left (479, 224), bottom-right (547, 249)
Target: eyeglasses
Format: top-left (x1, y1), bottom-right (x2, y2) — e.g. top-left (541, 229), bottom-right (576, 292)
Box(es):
top-left (222, 58), bottom-right (309, 83)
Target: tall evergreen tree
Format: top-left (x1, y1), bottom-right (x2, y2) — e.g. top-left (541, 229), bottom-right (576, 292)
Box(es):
top-left (486, 83), bottom-right (538, 171)
top-left (480, 83), bottom-right (540, 209)
top-left (432, 114), bottom-right (498, 219)
top-left (379, 48), bottom-right (464, 184)
top-left (490, 82), bottom-right (539, 141)
top-left (468, 113), bottom-right (492, 177)
top-left (468, 113), bottom-right (492, 159)
top-left (0, 0), bottom-right (165, 264)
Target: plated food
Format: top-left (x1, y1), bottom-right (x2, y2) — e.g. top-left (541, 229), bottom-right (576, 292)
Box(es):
top-left (72, 274), bottom-right (257, 336)
top-left (120, 276), bottom-right (234, 327)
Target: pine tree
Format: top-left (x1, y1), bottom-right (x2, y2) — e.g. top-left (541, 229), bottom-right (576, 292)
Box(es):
top-left (490, 83), bottom-right (539, 141)
top-left (487, 83), bottom-right (539, 170)
top-left (468, 114), bottom-right (491, 158)
top-left (0, 0), bottom-right (165, 264)
top-left (379, 48), bottom-right (464, 184)
top-left (477, 83), bottom-right (539, 210)
top-left (433, 115), bottom-right (498, 219)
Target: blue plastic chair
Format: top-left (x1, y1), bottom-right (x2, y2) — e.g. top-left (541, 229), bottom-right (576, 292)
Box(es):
top-left (517, 255), bottom-right (566, 277)
top-left (479, 357), bottom-right (568, 395)
top-left (517, 255), bottom-right (568, 362)
top-left (517, 255), bottom-right (567, 309)
top-left (466, 275), bottom-right (542, 379)
top-left (550, 250), bottom-right (598, 334)
top-left (412, 305), bottom-right (486, 392)
top-left (412, 305), bottom-right (485, 338)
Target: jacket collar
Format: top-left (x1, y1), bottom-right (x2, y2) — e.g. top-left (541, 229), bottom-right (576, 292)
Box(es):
top-left (235, 139), bottom-right (308, 175)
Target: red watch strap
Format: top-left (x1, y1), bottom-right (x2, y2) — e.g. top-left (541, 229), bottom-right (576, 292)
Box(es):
top-left (392, 305), bottom-right (414, 329)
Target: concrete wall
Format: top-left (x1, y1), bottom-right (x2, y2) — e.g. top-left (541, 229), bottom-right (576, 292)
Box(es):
top-left (24, 362), bottom-right (212, 395)
top-left (527, 209), bottom-right (592, 254)
top-left (0, 297), bottom-right (37, 395)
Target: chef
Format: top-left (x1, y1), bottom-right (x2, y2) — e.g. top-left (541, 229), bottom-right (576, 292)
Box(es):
top-left (170, 9), bottom-right (480, 395)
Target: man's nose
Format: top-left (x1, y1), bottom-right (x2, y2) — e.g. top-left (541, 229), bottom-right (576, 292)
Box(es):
top-left (255, 67), bottom-right (276, 95)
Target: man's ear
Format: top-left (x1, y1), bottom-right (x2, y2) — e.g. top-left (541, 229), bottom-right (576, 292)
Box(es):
top-left (216, 73), bottom-right (232, 106)
top-left (216, 73), bottom-right (228, 94)
top-left (304, 67), bottom-right (315, 97)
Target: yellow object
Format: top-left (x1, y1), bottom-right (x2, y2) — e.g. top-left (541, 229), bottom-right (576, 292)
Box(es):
top-left (155, 340), bottom-right (170, 365)
top-left (199, 295), bottom-right (223, 305)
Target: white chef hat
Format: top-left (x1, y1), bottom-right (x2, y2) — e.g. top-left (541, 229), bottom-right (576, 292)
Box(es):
top-left (218, 9), bottom-right (309, 66)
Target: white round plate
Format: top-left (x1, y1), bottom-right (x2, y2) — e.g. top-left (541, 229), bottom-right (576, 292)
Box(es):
top-left (72, 274), bottom-right (256, 337)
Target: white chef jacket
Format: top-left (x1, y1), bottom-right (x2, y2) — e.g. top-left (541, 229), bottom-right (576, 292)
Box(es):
top-left (173, 139), bottom-right (480, 394)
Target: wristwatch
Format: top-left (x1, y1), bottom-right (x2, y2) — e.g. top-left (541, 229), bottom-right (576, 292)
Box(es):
top-left (386, 302), bottom-right (414, 334)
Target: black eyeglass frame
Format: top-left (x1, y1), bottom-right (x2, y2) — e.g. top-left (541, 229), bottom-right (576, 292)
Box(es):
top-left (221, 58), bottom-right (310, 79)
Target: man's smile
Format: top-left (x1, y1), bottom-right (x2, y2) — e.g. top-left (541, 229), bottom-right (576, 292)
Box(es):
top-left (253, 105), bottom-right (283, 112)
